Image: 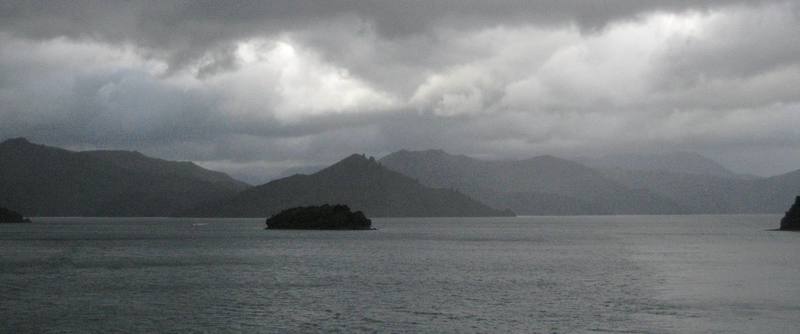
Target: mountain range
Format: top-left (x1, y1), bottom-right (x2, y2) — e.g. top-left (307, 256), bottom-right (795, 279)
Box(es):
top-left (0, 138), bottom-right (247, 217)
top-left (600, 167), bottom-right (800, 214)
top-left (379, 149), bottom-right (800, 215)
top-left (379, 150), bottom-right (684, 215)
top-left (578, 151), bottom-right (746, 179)
top-left (2, 137), bottom-right (798, 217)
top-left (193, 154), bottom-right (512, 217)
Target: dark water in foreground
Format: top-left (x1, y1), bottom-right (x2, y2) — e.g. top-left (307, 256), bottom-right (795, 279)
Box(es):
top-left (1, 215), bottom-right (798, 333)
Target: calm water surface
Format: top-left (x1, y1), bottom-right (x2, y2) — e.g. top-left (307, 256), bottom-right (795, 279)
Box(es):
top-left (1, 215), bottom-right (798, 333)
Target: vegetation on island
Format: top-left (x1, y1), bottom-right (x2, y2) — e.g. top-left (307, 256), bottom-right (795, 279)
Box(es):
top-left (266, 204), bottom-right (372, 230)
top-left (780, 196), bottom-right (800, 230)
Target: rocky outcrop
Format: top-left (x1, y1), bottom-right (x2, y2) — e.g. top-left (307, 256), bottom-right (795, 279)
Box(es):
top-left (266, 204), bottom-right (372, 230)
top-left (0, 207), bottom-right (32, 223)
top-left (780, 196), bottom-right (800, 230)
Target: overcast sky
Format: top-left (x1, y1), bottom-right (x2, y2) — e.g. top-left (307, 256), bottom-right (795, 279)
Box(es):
top-left (1, 1), bottom-right (799, 183)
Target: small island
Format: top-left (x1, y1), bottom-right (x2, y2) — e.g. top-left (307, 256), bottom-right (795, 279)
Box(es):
top-left (0, 207), bottom-right (32, 223)
top-left (266, 204), bottom-right (372, 230)
top-left (780, 196), bottom-right (800, 230)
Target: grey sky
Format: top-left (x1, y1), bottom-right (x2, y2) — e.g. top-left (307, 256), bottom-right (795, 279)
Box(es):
top-left (1, 0), bottom-right (798, 183)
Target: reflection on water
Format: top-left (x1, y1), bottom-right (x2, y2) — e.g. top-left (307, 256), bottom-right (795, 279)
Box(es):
top-left (1, 215), bottom-right (797, 333)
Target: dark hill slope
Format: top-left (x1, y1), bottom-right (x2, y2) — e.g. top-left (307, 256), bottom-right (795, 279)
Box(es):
top-left (83, 150), bottom-right (249, 191)
top-left (195, 154), bottom-right (512, 218)
top-left (0, 138), bottom-right (248, 216)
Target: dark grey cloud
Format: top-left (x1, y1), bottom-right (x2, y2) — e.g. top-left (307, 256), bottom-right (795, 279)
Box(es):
top-left (1, 0), bottom-right (799, 181)
top-left (0, 1), bottom-right (775, 72)
top-left (657, 2), bottom-right (800, 83)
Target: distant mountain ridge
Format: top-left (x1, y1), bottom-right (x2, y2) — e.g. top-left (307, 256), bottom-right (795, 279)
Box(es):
top-left (194, 154), bottom-right (513, 217)
top-left (83, 150), bottom-right (249, 191)
top-left (0, 138), bottom-right (249, 217)
top-left (602, 167), bottom-right (800, 213)
top-left (380, 149), bottom-right (800, 214)
top-left (5, 137), bottom-right (797, 217)
top-left (273, 164), bottom-right (327, 180)
top-left (580, 152), bottom-right (742, 178)
top-left (380, 149), bottom-right (685, 215)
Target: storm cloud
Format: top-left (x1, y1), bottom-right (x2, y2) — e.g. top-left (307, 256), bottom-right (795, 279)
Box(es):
top-left (1, 0), bottom-right (798, 183)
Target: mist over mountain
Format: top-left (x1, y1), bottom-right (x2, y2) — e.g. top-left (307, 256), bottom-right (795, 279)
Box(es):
top-left (580, 152), bottom-right (744, 178)
top-left (272, 164), bottom-right (327, 180)
top-left (195, 154), bottom-right (512, 218)
top-left (0, 138), bottom-right (248, 217)
top-left (379, 149), bottom-right (800, 215)
top-left (744, 170), bottom-right (800, 213)
top-left (5, 136), bottom-right (796, 218)
top-left (379, 150), bottom-right (685, 215)
top-left (602, 167), bottom-right (800, 214)
top-left (599, 169), bottom-right (749, 214)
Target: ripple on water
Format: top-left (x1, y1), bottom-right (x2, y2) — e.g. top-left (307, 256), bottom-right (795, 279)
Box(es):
top-left (1, 215), bottom-right (798, 333)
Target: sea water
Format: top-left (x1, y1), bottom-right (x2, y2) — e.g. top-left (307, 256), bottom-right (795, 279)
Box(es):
top-left (1, 215), bottom-right (798, 333)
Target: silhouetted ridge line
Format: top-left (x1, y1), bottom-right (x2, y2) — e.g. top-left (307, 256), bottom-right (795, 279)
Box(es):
top-left (0, 138), bottom-right (249, 217)
top-left (380, 149), bottom-right (800, 215)
top-left (380, 149), bottom-right (685, 215)
top-left (193, 153), bottom-right (513, 218)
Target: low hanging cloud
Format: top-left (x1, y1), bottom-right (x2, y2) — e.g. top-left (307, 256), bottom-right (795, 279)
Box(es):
top-left (0, 0), bottom-right (799, 183)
